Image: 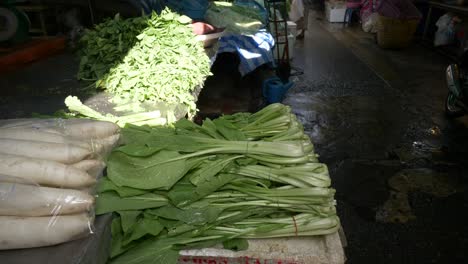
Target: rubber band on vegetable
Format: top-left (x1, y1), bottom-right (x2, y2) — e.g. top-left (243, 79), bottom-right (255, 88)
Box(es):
top-left (292, 215), bottom-right (298, 236)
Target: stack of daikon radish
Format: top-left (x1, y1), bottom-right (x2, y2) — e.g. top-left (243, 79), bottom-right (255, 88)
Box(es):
top-left (0, 118), bottom-right (120, 250)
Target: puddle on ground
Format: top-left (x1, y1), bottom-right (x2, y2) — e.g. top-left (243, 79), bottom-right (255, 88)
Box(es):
top-left (376, 168), bottom-right (463, 223)
top-left (284, 92), bottom-right (406, 161)
top-left (392, 142), bottom-right (436, 163)
top-left (391, 137), bottom-right (457, 166)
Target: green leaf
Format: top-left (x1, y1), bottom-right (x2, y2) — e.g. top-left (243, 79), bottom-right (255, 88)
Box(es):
top-left (118, 211), bottom-right (141, 233)
top-left (166, 177), bottom-right (196, 206)
top-left (110, 218), bottom-right (124, 258)
top-left (117, 145), bottom-right (162, 157)
top-left (166, 223), bottom-right (198, 237)
top-left (213, 118), bottom-right (247, 141)
top-left (110, 217), bottom-right (138, 258)
top-left (110, 237), bottom-right (179, 264)
top-left (174, 118), bottom-right (200, 130)
top-left (162, 12), bottom-right (175, 21)
top-left (193, 173), bottom-right (237, 199)
top-left (168, 173), bottom-right (236, 206)
top-left (188, 155), bottom-right (240, 186)
top-left (144, 134), bottom-right (210, 153)
top-left (223, 238), bottom-right (249, 251)
top-left (107, 150), bottom-right (187, 190)
top-left (201, 118), bottom-right (224, 139)
top-left (156, 217), bottom-right (180, 229)
top-left (122, 217), bottom-right (164, 245)
top-left (98, 178), bottom-right (148, 197)
top-left (148, 205), bottom-right (223, 225)
top-left (96, 192), bottom-right (168, 214)
top-left (120, 127), bottom-right (152, 145)
top-left (177, 15), bottom-right (192, 24)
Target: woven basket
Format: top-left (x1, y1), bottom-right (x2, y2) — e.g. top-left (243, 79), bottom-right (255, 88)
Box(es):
top-left (376, 15), bottom-right (419, 49)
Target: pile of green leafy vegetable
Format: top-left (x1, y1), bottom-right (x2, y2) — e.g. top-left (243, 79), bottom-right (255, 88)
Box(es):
top-left (77, 9), bottom-right (211, 117)
top-left (205, 1), bottom-right (264, 35)
top-left (96, 103), bottom-right (340, 264)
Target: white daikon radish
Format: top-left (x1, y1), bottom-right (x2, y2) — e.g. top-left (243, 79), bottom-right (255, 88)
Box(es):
top-left (32, 119), bottom-right (104, 135)
top-left (0, 154), bottom-right (96, 188)
top-left (94, 133), bottom-right (121, 155)
top-left (0, 128), bottom-right (91, 149)
top-left (0, 214), bottom-right (91, 250)
top-left (72, 159), bottom-right (106, 178)
top-left (62, 120), bottom-right (120, 140)
top-left (0, 119), bottom-right (70, 134)
top-left (0, 174), bottom-right (35, 185)
top-left (0, 118), bottom-right (53, 128)
top-left (0, 119), bottom-right (119, 139)
top-left (0, 118), bottom-right (89, 128)
top-left (0, 183), bottom-right (94, 216)
top-left (95, 133), bottom-right (121, 148)
top-left (0, 139), bottom-right (92, 164)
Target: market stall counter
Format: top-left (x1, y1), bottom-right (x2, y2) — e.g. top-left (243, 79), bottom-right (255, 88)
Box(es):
top-left (179, 233), bottom-right (345, 264)
top-left (0, 215), bottom-right (344, 264)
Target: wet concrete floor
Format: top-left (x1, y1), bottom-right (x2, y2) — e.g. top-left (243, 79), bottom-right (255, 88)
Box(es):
top-left (1, 13), bottom-right (468, 264)
top-left (285, 15), bottom-right (468, 264)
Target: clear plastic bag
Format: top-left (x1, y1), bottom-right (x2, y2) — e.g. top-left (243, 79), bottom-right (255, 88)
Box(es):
top-left (0, 118), bottom-right (120, 161)
top-left (434, 13), bottom-right (456, 47)
top-left (0, 176), bottom-right (95, 250)
top-left (0, 118), bottom-right (120, 250)
top-left (363, 12), bottom-right (379, 33)
top-left (0, 176), bottom-right (94, 216)
top-left (0, 213), bottom-right (94, 250)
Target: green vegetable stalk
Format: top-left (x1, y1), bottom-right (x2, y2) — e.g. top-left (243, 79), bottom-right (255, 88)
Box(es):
top-left (65, 96), bottom-right (167, 127)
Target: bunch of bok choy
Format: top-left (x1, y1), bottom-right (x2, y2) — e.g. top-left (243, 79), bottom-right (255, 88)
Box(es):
top-left (96, 103), bottom-right (339, 264)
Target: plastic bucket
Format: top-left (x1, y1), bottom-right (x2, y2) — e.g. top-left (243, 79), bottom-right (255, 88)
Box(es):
top-left (262, 77), bottom-right (294, 104)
